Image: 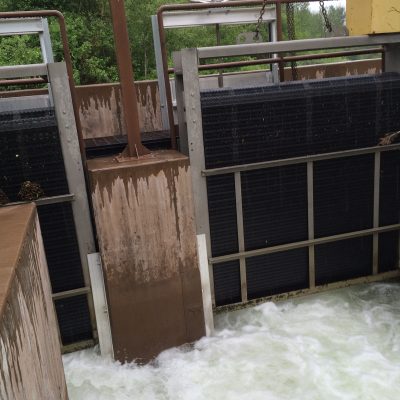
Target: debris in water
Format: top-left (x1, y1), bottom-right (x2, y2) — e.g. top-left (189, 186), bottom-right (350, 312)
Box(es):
top-left (0, 189), bottom-right (9, 205)
top-left (379, 130), bottom-right (400, 146)
top-left (18, 181), bottom-right (45, 201)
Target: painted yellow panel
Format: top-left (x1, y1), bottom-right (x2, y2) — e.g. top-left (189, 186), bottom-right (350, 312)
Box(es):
top-left (347, 0), bottom-right (400, 35)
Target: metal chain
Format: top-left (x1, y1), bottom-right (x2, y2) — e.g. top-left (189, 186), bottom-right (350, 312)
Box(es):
top-left (254, 0), bottom-right (268, 41)
top-left (319, 0), bottom-right (333, 33)
top-left (286, 3), bottom-right (298, 81)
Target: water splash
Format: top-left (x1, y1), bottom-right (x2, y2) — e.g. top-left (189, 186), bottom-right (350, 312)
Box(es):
top-left (64, 282), bottom-right (400, 400)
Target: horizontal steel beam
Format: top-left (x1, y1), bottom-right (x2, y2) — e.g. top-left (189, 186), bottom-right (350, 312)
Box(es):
top-left (202, 144), bottom-right (400, 176)
top-left (1, 194), bottom-right (75, 208)
top-left (210, 224), bottom-right (400, 264)
top-left (62, 339), bottom-right (95, 354)
top-left (52, 286), bottom-right (91, 300)
top-left (215, 270), bottom-right (400, 313)
top-left (198, 34), bottom-right (400, 59)
top-left (163, 7), bottom-right (276, 28)
top-left (0, 17), bottom-right (43, 35)
top-left (35, 194), bottom-right (75, 206)
top-left (0, 64), bottom-right (47, 79)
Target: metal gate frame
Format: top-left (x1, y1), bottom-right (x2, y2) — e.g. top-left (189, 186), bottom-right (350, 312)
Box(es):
top-left (175, 33), bottom-right (400, 312)
top-left (0, 61), bottom-right (98, 351)
top-left (152, 5), bottom-right (278, 132)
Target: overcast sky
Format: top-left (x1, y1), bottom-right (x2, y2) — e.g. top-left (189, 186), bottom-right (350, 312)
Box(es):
top-left (309, 0), bottom-right (346, 12)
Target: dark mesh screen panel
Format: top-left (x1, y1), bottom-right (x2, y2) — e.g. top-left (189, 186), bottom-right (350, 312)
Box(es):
top-left (37, 203), bottom-right (85, 293)
top-left (314, 155), bottom-right (375, 238)
top-left (201, 74), bottom-right (400, 304)
top-left (0, 107), bottom-right (92, 344)
top-left (213, 261), bottom-right (241, 307)
top-left (242, 165), bottom-right (308, 251)
top-left (55, 295), bottom-right (93, 346)
top-left (315, 237), bottom-right (373, 285)
top-left (247, 249), bottom-right (309, 300)
top-left (379, 150), bottom-right (400, 272)
top-left (0, 108), bottom-right (69, 201)
top-left (207, 175), bottom-right (238, 257)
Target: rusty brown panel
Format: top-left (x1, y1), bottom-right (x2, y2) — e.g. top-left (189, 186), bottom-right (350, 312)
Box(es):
top-left (284, 59), bottom-right (382, 80)
top-left (88, 150), bottom-right (205, 362)
top-left (76, 81), bottom-right (162, 139)
top-left (136, 81), bottom-right (163, 134)
top-left (0, 204), bottom-right (68, 399)
top-left (75, 83), bottom-right (126, 140)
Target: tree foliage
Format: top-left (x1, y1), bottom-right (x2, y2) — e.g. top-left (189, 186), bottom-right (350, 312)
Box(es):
top-left (0, 1), bottom-right (346, 84)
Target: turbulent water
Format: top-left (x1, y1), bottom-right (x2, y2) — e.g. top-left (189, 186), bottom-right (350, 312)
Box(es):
top-left (64, 283), bottom-right (400, 400)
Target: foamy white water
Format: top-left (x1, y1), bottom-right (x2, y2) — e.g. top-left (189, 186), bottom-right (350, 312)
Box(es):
top-left (64, 282), bottom-right (400, 400)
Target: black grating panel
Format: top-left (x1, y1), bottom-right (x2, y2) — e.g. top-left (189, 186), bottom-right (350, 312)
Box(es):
top-left (207, 175), bottom-right (238, 257)
top-left (37, 203), bottom-right (85, 293)
top-left (314, 155), bottom-right (374, 238)
top-left (315, 237), bottom-right (373, 285)
top-left (380, 151), bottom-right (400, 227)
top-left (379, 232), bottom-right (399, 273)
top-left (0, 108), bottom-right (69, 201)
top-left (0, 107), bottom-right (92, 345)
top-left (201, 74), bottom-right (400, 304)
top-left (247, 249), bottom-right (309, 300)
top-left (242, 165), bottom-right (308, 251)
top-left (213, 261), bottom-right (241, 306)
top-left (55, 295), bottom-right (93, 346)
top-left (201, 74), bottom-right (400, 169)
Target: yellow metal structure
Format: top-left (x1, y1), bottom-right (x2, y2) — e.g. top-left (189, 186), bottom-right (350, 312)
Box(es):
top-left (347, 0), bottom-right (400, 35)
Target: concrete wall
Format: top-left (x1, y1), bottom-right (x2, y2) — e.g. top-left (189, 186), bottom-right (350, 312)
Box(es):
top-left (0, 204), bottom-right (68, 400)
top-left (88, 150), bottom-right (205, 363)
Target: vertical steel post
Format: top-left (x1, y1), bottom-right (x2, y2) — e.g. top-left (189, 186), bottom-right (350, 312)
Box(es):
top-left (235, 172), bottom-right (248, 302)
top-left (307, 161), bottom-right (315, 288)
top-left (373, 152), bottom-right (381, 275)
top-left (109, 0), bottom-right (150, 157)
top-left (181, 48), bottom-right (215, 306)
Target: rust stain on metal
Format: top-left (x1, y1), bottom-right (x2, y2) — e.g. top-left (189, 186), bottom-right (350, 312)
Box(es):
top-left (0, 204), bottom-right (68, 399)
top-left (88, 150), bottom-right (205, 362)
top-left (283, 59), bottom-right (382, 81)
top-left (75, 81), bottom-right (162, 139)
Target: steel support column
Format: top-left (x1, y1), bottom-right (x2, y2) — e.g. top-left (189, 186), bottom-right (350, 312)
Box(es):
top-left (181, 48), bottom-right (215, 306)
top-left (109, 0), bottom-right (149, 158)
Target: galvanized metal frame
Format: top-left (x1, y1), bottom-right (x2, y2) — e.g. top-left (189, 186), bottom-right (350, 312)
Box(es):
top-left (153, 6), bottom-right (278, 132)
top-left (181, 48), bottom-right (215, 306)
top-left (197, 34), bottom-right (400, 59)
top-left (0, 18), bottom-right (54, 103)
top-left (178, 35), bottom-right (400, 311)
top-left (47, 62), bottom-right (98, 348)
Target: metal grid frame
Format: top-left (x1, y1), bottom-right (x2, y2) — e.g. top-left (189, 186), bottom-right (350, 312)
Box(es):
top-left (175, 34), bottom-right (400, 311)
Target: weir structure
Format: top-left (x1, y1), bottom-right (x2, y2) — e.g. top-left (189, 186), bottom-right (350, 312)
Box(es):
top-left (0, 0), bottom-right (400, 373)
